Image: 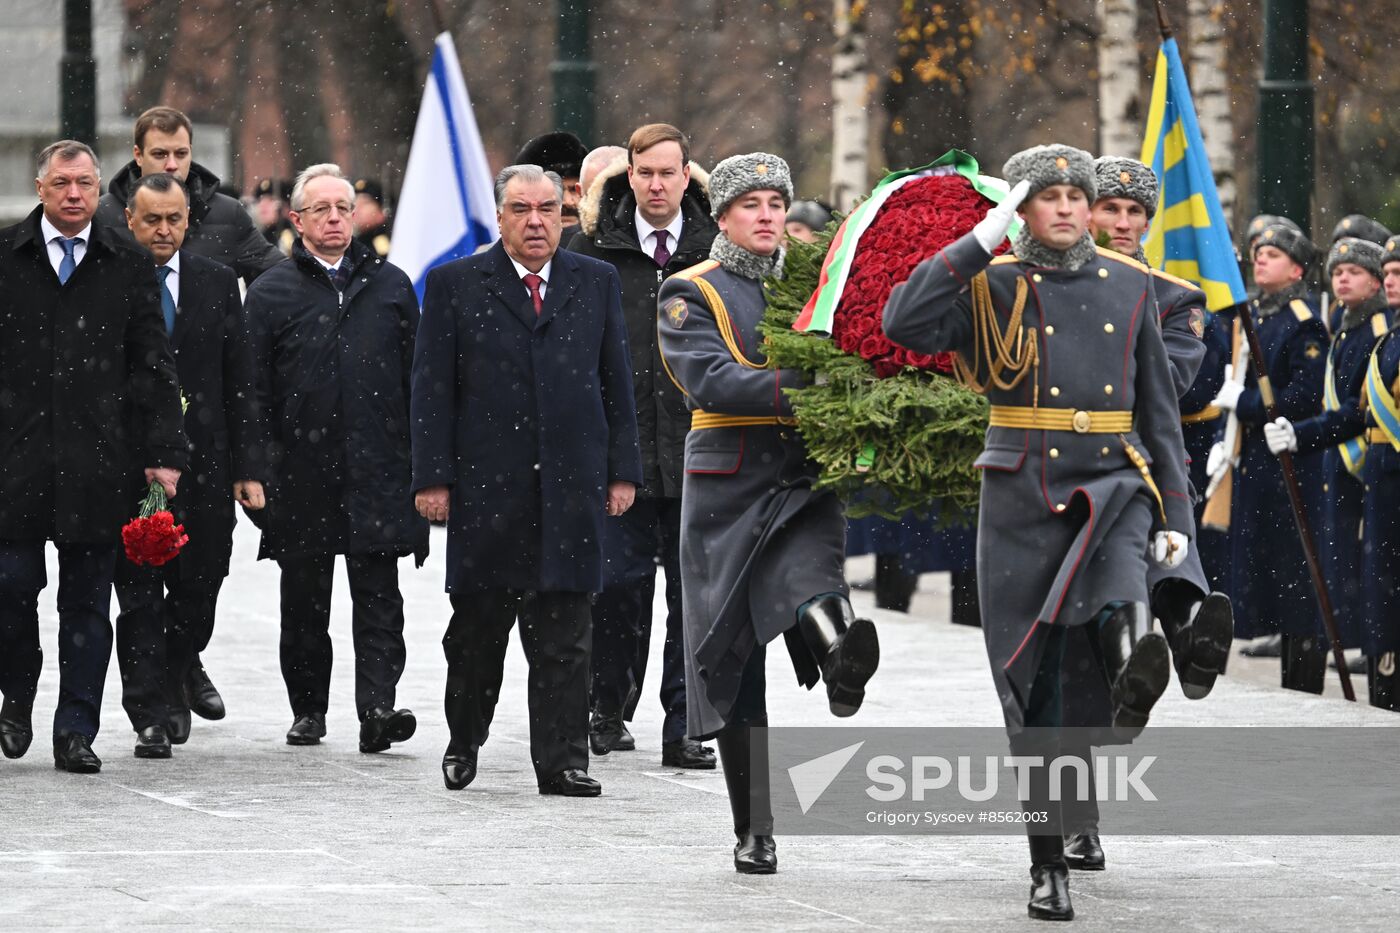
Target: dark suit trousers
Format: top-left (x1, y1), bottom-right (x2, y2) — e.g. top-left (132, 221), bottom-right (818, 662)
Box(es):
top-left (590, 497), bottom-right (688, 742)
top-left (277, 553), bottom-right (406, 719)
top-left (0, 541), bottom-right (117, 740)
top-left (444, 589), bottom-right (590, 783)
top-left (114, 568), bottom-right (222, 730)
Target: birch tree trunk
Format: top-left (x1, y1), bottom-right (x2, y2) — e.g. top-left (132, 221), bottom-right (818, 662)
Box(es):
top-left (1188, 0), bottom-right (1238, 224)
top-left (829, 0), bottom-right (868, 211)
top-left (1097, 0), bottom-right (1141, 159)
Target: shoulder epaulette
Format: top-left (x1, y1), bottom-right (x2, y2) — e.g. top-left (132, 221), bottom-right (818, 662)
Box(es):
top-left (989, 255), bottom-right (1021, 266)
top-left (1095, 246), bottom-right (1151, 273)
top-left (672, 259), bottom-right (720, 281)
top-left (1373, 313), bottom-right (1389, 338)
top-left (1290, 299), bottom-right (1314, 322)
top-left (1150, 267), bottom-right (1198, 291)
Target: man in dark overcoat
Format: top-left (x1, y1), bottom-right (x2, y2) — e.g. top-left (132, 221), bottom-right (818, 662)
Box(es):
top-left (567, 123), bottom-right (718, 766)
top-left (0, 141), bottom-right (187, 774)
top-left (412, 164), bottom-right (641, 798)
top-left (112, 173), bottom-right (266, 758)
top-left (883, 145), bottom-right (1192, 921)
top-left (244, 163), bottom-right (427, 752)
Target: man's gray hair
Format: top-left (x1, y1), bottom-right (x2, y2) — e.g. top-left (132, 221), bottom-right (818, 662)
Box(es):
top-left (126, 172), bottom-right (189, 212)
top-left (494, 164), bottom-right (564, 209)
top-left (36, 139), bottom-right (101, 180)
top-left (290, 163), bottom-right (355, 211)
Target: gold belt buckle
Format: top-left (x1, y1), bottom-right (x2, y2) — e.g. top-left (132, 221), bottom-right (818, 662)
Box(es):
top-left (1072, 410), bottom-right (1092, 434)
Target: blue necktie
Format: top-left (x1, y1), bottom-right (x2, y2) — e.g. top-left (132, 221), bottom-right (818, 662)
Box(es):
top-left (157, 265), bottom-right (176, 335)
top-left (57, 236), bottom-right (80, 285)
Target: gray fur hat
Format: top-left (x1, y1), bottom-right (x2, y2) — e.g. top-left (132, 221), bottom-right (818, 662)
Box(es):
top-left (1092, 156), bottom-right (1158, 217)
top-left (709, 152), bottom-right (793, 219)
top-left (1245, 214), bottom-right (1301, 251)
top-left (1254, 223), bottom-right (1316, 269)
top-left (1384, 234), bottom-right (1400, 267)
top-left (1327, 236), bottom-right (1385, 281)
top-left (1003, 144), bottom-right (1096, 201)
top-left (1331, 214), bottom-right (1391, 247)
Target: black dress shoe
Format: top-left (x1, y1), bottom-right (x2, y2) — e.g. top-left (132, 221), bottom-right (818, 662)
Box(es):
top-left (53, 733), bottom-right (102, 774)
top-left (734, 834), bottom-right (778, 874)
top-left (134, 724), bottom-right (173, 760)
top-left (286, 712), bottom-right (327, 746)
top-left (662, 738), bottom-right (717, 769)
top-left (1063, 831), bottom-right (1105, 871)
top-left (1241, 633), bottom-right (1283, 657)
top-left (442, 749), bottom-right (478, 790)
top-left (167, 704), bottom-right (192, 745)
top-left (614, 721), bottom-right (636, 751)
top-left (0, 699), bottom-right (34, 760)
top-left (589, 712), bottom-right (624, 755)
top-left (539, 768), bottom-right (602, 797)
top-left (359, 707), bottom-right (417, 753)
top-left (1028, 863), bottom-right (1073, 920)
top-left (185, 662), bottom-right (226, 721)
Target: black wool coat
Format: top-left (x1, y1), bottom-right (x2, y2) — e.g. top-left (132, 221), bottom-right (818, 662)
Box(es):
top-left (243, 238), bottom-right (428, 562)
top-left (0, 206), bottom-right (187, 543)
top-left (117, 250), bottom-right (266, 582)
top-left (96, 161), bottom-right (285, 284)
top-left (411, 241), bottom-right (642, 594)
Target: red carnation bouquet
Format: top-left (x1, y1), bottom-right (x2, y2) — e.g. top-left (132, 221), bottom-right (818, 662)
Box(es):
top-left (760, 150), bottom-right (1016, 517)
top-left (121, 481), bottom-right (189, 567)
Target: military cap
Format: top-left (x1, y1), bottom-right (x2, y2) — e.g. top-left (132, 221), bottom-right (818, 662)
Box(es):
top-left (709, 152), bottom-right (794, 219)
top-left (254, 177), bottom-right (292, 202)
top-left (786, 199), bottom-right (835, 231)
top-left (353, 177), bottom-right (385, 205)
top-left (1254, 223), bottom-right (1316, 270)
top-left (1383, 234), bottom-right (1400, 267)
top-left (1331, 214), bottom-right (1391, 247)
top-left (1245, 214), bottom-right (1301, 252)
top-left (1326, 236), bottom-right (1385, 281)
top-left (515, 131), bottom-right (589, 179)
top-left (1092, 156), bottom-right (1158, 217)
top-left (1003, 144), bottom-right (1096, 202)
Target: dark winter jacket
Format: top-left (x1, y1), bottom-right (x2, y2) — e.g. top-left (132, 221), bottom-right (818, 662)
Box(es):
top-left (567, 161), bottom-right (715, 498)
top-left (96, 161), bottom-right (285, 284)
top-left (243, 237), bottom-right (428, 562)
top-left (0, 207), bottom-right (187, 543)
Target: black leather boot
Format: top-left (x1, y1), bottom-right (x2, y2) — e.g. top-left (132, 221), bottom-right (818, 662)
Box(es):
top-left (1059, 742), bottom-right (1104, 871)
top-left (716, 720), bottom-right (776, 874)
top-left (1281, 635), bottom-right (1326, 694)
top-left (1154, 583), bottom-right (1233, 700)
top-left (873, 555), bottom-right (918, 613)
top-left (1369, 653), bottom-right (1400, 711)
top-left (950, 569), bottom-right (982, 627)
top-left (797, 593), bottom-right (879, 717)
top-left (1098, 601), bottom-right (1170, 739)
top-left (1019, 749), bottom-right (1072, 921)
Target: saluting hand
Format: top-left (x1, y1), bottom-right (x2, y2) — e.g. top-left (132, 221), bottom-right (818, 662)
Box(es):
top-left (972, 179), bottom-right (1031, 254)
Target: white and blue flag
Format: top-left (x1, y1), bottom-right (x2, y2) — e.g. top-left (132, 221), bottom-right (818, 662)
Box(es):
top-left (389, 33), bottom-right (498, 300)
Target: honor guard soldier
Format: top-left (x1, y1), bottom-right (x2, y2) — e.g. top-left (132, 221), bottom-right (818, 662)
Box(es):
top-left (1264, 238), bottom-right (1392, 679)
top-left (255, 177), bottom-right (295, 255)
top-left (352, 177), bottom-right (392, 257)
top-left (1325, 216), bottom-right (1392, 334)
top-left (884, 144), bottom-right (1194, 921)
top-left (1208, 222), bottom-right (1330, 690)
top-left (1355, 234), bottom-right (1400, 710)
top-left (657, 153), bottom-right (880, 877)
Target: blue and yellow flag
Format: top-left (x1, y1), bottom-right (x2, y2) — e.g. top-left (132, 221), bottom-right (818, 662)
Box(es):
top-left (1140, 37), bottom-right (1247, 312)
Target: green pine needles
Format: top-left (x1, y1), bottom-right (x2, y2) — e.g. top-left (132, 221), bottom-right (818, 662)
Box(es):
top-left (758, 231), bottom-right (988, 522)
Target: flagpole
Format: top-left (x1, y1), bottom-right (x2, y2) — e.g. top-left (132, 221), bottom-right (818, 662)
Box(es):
top-left (1153, 0), bottom-right (1173, 39)
top-left (1236, 306), bottom-right (1357, 700)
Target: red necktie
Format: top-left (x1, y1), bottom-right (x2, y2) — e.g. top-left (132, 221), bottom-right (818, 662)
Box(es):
top-left (523, 273), bottom-right (543, 315)
top-left (653, 230), bottom-right (671, 268)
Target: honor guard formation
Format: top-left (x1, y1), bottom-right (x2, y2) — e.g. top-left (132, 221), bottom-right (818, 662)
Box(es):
top-left (3, 104), bottom-right (1399, 924)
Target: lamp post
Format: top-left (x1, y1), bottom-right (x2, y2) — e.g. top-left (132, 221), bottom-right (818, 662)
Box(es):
top-left (1256, 0), bottom-right (1314, 235)
top-left (551, 0), bottom-right (596, 143)
top-left (60, 0), bottom-right (97, 144)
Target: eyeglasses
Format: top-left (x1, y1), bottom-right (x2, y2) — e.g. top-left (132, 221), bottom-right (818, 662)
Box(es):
top-left (296, 201), bottom-right (353, 219)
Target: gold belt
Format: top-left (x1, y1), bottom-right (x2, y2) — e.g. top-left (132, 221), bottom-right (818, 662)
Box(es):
top-left (988, 405), bottom-right (1134, 434)
top-left (1181, 405), bottom-right (1222, 425)
top-left (691, 412), bottom-right (797, 430)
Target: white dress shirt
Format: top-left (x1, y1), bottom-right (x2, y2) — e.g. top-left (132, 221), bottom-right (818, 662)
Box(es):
top-left (40, 215), bottom-right (91, 277)
top-left (509, 256), bottom-right (553, 301)
top-left (635, 208), bottom-right (683, 260)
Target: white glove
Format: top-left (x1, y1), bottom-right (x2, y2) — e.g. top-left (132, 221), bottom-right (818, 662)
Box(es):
top-left (1211, 365), bottom-right (1244, 412)
top-left (972, 179), bottom-right (1031, 254)
top-left (1264, 416), bottom-right (1298, 455)
top-left (1152, 531), bottom-right (1188, 569)
top-left (1205, 441), bottom-right (1226, 479)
